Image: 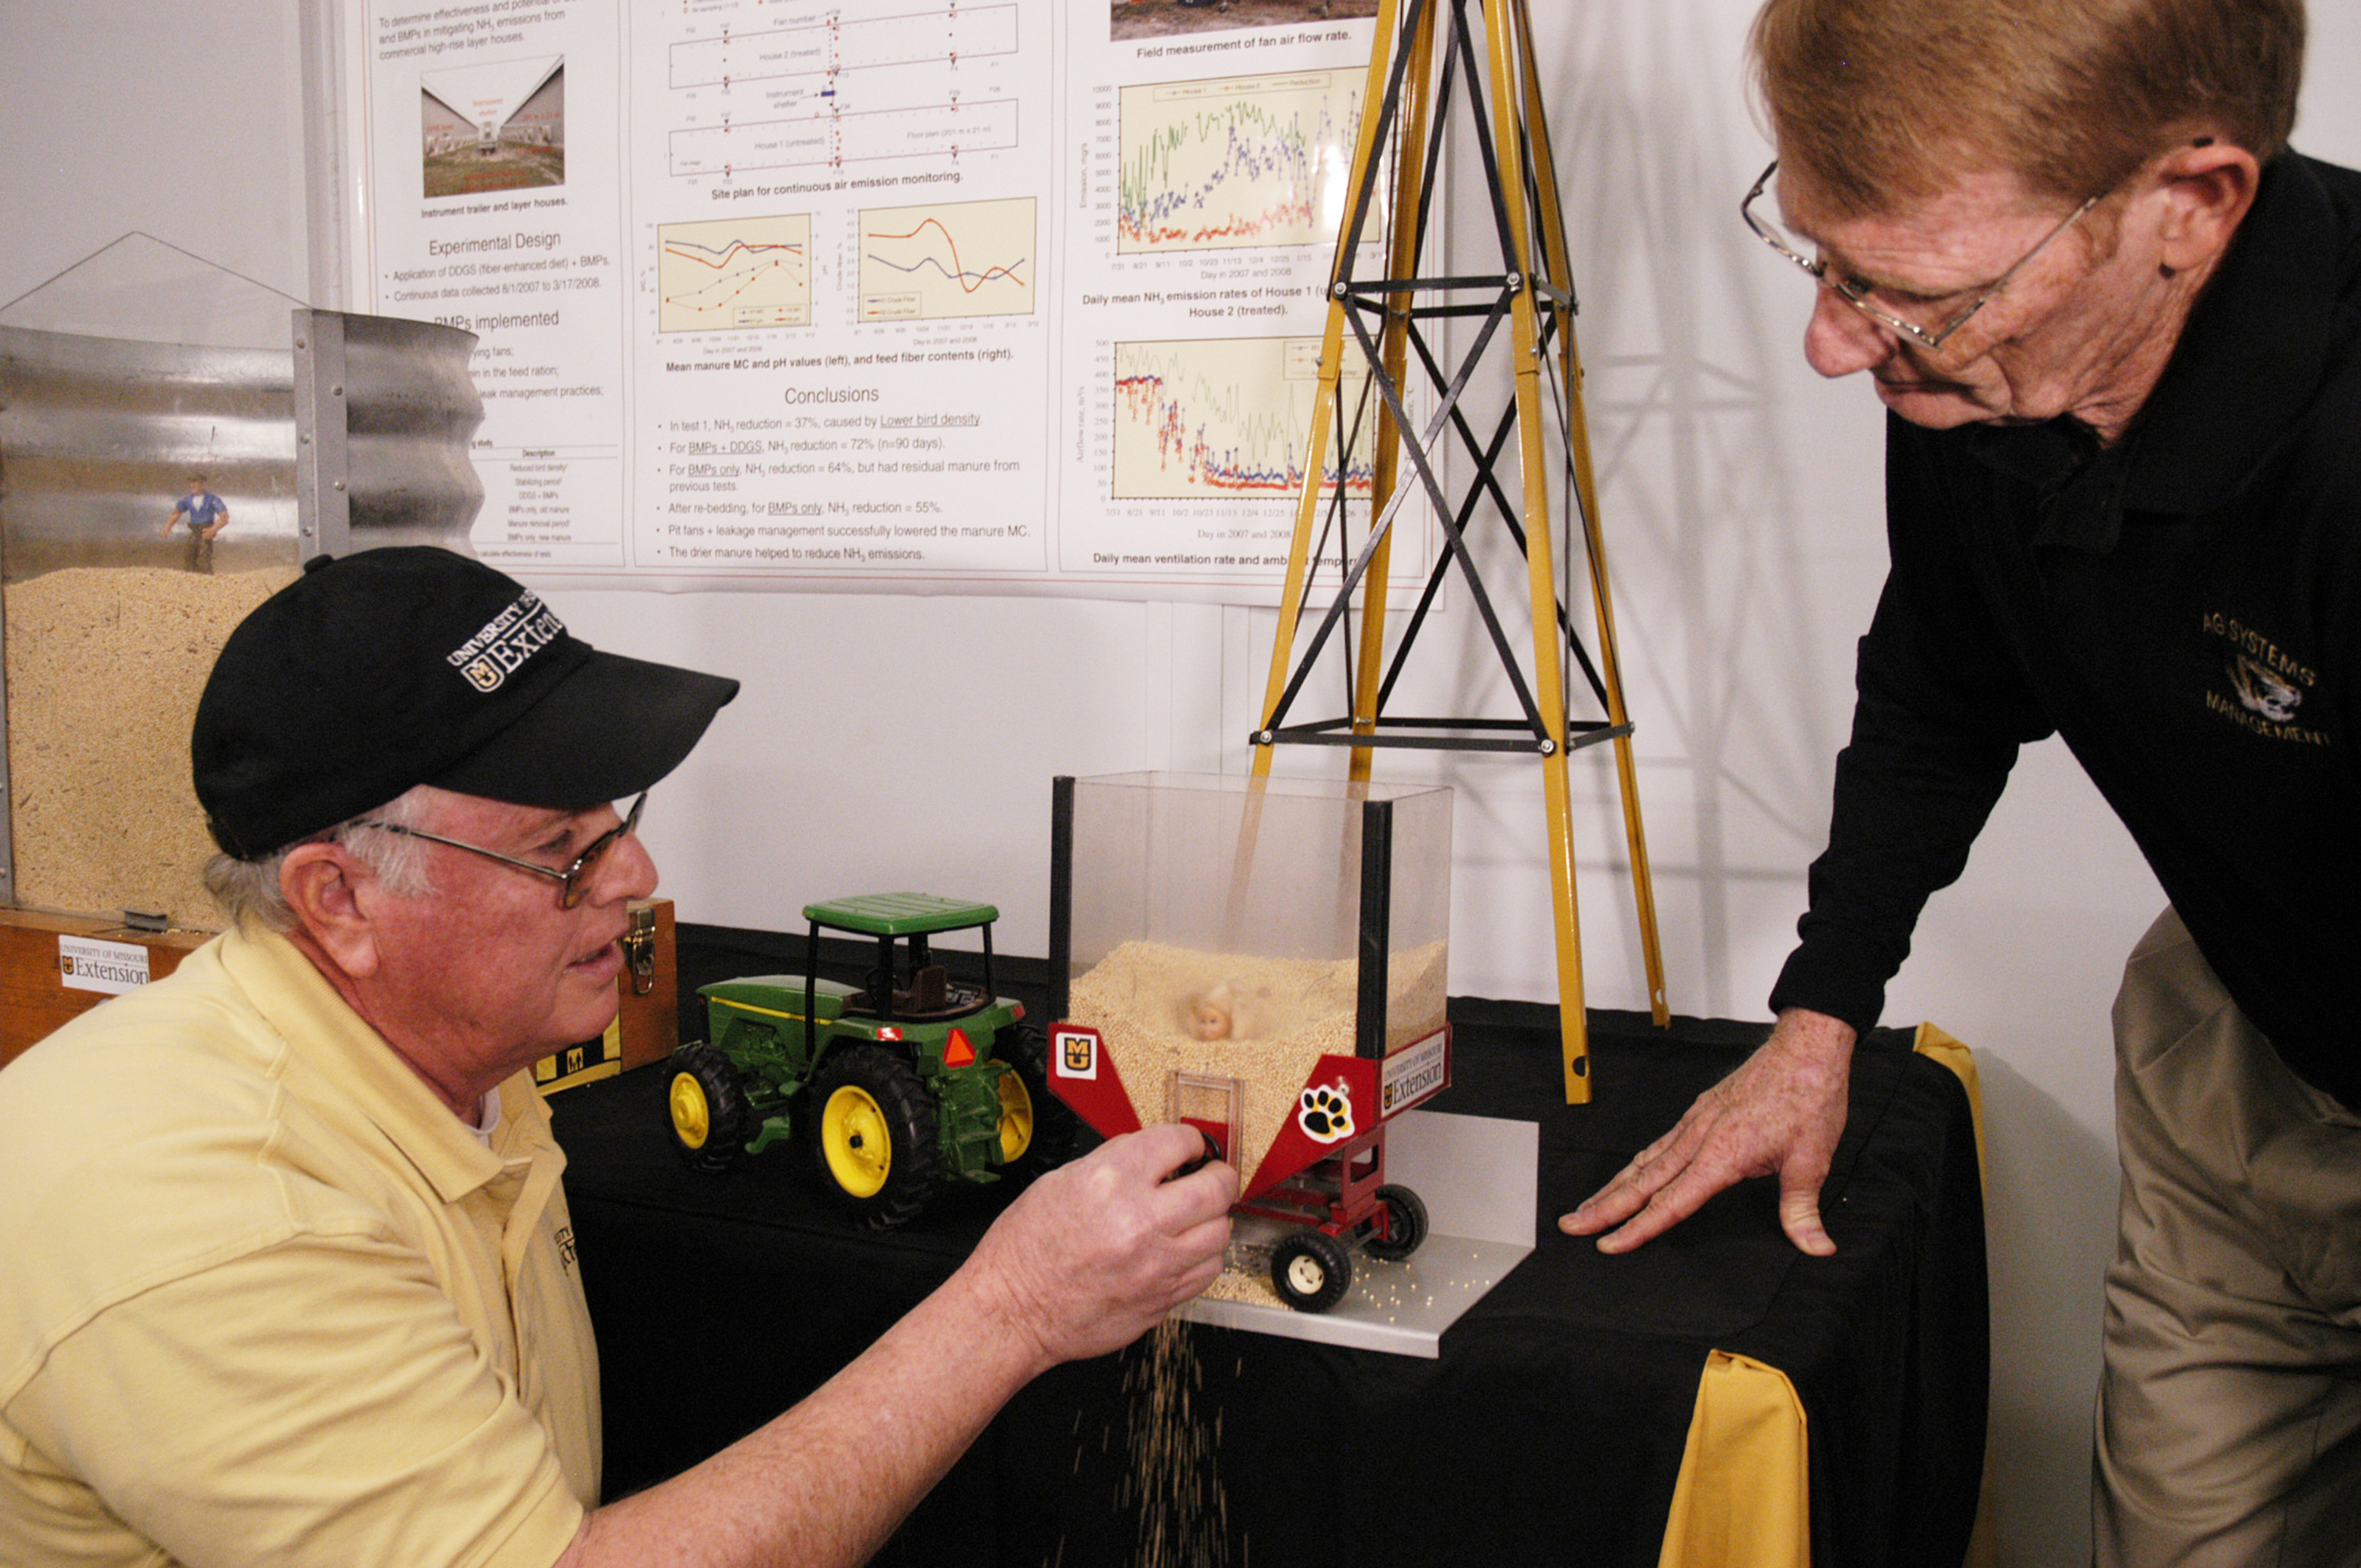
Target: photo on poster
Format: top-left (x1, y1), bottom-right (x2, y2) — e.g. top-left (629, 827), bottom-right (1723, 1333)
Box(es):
top-left (422, 56), bottom-right (565, 198)
top-left (857, 197), bottom-right (1036, 322)
top-left (658, 214), bottom-right (811, 331)
top-left (1110, 0), bottom-right (1379, 42)
top-left (1113, 336), bottom-right (1371, 501)
top-left (1118, 69), bottom-right (1365, 253)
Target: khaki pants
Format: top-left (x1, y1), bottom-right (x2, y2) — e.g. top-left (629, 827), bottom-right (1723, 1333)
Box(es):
top-left (2095, 909), bottom-right (2361, 1567)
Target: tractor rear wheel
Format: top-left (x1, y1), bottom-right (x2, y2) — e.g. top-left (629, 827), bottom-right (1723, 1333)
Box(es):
top-left (1270, 1229), bottom-right (1353, 1312)
top-left (996, 1027), bottom-right (1078, 1181)
top-left (1363, 1183), bottom-right (1429, 1261)
top-left (804, 1045), bottom-right (942, 1228)
top-left (667, 1043), bottom-right (749, 1175)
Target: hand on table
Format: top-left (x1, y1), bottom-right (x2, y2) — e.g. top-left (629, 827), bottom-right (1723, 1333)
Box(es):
top-left (1560, 1008), bottom-right (1856, 1256)
top-left (966, 1121), bottom-right (1236, 1370)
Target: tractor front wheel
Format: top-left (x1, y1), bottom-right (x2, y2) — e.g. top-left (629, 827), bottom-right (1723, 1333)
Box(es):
top-left (667, 1043), bottom-right (749, 1175)
top-left (1270, 1229), bottom-right (1353, 1312)
top-left (804, 1045), bottom-right (942, 1228)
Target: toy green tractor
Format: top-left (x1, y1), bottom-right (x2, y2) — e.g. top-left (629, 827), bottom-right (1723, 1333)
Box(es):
top-left (663, 893), bottom-right (1075, 1227)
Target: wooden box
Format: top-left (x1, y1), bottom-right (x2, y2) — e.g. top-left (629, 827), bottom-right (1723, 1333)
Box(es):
top-left (534, 897), bottom-right (677, 1094)
top-left (0, 898), bottom-right (679, 1090)
top-left (0, 908), bottom-right (212, 1070)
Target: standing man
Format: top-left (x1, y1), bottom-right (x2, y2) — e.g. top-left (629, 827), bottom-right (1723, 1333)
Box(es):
top-left (161, 471), bottom-right (229, 573)
top-left (1563, 2), bottom-right (2355, 1562)
top-left (0, 547), bottom-right (1236, 1568)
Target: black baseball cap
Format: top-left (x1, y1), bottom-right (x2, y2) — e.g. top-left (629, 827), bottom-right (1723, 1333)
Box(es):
top-left (193, 548), bottom-right (740, 858)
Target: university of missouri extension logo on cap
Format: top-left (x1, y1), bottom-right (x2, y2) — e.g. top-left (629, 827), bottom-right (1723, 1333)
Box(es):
top-left (447, 591), bottom-right (567, 693)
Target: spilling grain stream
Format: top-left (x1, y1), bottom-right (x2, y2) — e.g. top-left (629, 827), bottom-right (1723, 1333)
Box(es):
top-left (4, 566), bottom-right (292, 926)
top-left (1116, 1319), bottom-right (1233, 1568)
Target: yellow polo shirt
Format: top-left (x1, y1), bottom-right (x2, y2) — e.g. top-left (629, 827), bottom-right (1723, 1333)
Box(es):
top-left (0, 924), bottom-right (599, 1567)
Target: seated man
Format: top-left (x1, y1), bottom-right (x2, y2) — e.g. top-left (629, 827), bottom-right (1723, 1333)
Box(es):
top-left (0, 547), bottom-right (1235, 1568)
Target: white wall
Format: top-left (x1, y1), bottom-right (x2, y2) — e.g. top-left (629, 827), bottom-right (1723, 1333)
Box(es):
top-left (6, 5), bottom-right (2359, 1562)
top-left (0, 0), bottom-right (312, 309)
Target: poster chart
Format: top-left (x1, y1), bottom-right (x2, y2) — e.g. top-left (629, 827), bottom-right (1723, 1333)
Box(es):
top-left (346, 0), bottom-right (1428, 599)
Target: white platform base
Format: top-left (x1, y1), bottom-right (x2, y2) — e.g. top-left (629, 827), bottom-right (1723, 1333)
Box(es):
top-left (1173, 1109), bottom-right (1538, 1359)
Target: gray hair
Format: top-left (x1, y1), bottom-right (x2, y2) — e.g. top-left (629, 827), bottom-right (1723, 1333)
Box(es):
top-left (202, 785), bottom-right (439, 932)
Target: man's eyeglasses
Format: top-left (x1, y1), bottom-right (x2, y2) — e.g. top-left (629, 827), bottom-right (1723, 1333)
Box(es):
top-left (353, 791), bottom-right (647, 909)
top-left (1739, 159), bottom-right (2101, 352)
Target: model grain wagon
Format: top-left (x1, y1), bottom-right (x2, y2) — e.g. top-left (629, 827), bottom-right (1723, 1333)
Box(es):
top-left (1045, 773), bottom-right (1454, 1312)
top-left (663, 892), bottom-right (1073, 1227)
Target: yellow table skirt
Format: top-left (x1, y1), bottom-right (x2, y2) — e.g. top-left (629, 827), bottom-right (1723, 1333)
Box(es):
top-left (1654, 1024), bottom-right (1994, 1568)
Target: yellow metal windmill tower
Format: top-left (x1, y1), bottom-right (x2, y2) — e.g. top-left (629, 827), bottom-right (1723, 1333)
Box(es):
top-left (1248, 0), bottom-right (1668, 1100)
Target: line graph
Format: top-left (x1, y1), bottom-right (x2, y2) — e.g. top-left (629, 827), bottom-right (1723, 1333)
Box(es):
top-left (1113, 338), bottom-right (1374, 500)
top-left (658, 213), bottom-right (811, 331)
top-left (856, 197), bottom-right (1035, 321)
top-left (1118, 70), bottom-right (1365, 254)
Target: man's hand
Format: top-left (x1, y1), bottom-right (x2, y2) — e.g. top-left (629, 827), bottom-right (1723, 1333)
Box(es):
top-left (1560, 1008), bottom-right (1856, 1256)
top-left (558, 1124), bottom-right (1235, 1568)
top-left (964, 1122), bottom-right (1236, 1371)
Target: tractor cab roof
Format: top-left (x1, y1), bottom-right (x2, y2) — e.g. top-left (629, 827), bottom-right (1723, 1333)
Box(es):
top-left (804, 892), bottom-right (999, 937)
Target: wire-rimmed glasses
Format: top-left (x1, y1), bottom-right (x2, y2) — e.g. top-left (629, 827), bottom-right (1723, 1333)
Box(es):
top-left (354, 791), bottom-right (648, 909)
top-left (1740, 159), bottom-right (2101, 352)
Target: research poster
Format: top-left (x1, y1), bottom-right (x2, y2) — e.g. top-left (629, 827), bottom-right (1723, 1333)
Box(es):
top-left (345, 0), bottom-right (1427, 597)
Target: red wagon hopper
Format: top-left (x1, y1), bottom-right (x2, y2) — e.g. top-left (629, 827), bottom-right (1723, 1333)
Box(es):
top-left (1045, 772), bottom-right (1453, 1312)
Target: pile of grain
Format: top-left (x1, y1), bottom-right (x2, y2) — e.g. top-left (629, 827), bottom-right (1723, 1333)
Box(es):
top-left (5, 566), bottom-right (292, 927)
top-left (1066, 937), bottom-right (1447, 1179)
top-left (1200, 1239), bottom-right (1288, 1311)
top-left (1199, 1271), bottom-right (1285, 1308)
top-left (1117, 1318), bottom-right (1232, 1568)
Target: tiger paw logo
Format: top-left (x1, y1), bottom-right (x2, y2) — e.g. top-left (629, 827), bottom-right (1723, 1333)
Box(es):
top-left (2199, 611), bottom-right (2328, 745)
top-left (1297, 1081), bottom-right (1354, 1144)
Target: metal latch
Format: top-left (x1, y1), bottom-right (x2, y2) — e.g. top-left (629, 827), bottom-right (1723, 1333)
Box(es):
top-left (622, 903), bottom-right (657, 996)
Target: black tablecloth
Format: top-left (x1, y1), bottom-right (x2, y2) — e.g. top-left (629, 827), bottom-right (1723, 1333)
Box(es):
top-left (550, 999), bottom-right (1986, 1567)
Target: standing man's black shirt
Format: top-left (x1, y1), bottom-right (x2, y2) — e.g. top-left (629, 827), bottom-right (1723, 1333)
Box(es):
top-left (1769, 152), bottom-right (2361, 1111)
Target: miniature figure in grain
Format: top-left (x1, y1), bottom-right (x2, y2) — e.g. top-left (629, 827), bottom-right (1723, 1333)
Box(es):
top-left (1184, 983), bottom-right (1247, 1042)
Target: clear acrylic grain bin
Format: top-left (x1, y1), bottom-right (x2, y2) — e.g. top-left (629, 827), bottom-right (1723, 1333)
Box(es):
top-left (1047, 771), bottom-right (1452, 1183)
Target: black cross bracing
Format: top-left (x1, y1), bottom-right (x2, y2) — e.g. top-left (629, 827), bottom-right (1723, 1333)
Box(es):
top-left (1250, 0), bottom-right (1628, 763)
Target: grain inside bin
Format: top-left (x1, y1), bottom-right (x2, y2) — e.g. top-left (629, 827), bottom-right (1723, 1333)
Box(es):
top-left (1065, 936), bottom-right (1447, 1179)
top-left (5, 566), bottom-right (293, 926)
